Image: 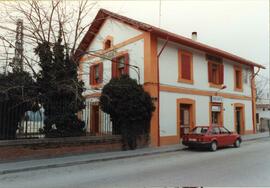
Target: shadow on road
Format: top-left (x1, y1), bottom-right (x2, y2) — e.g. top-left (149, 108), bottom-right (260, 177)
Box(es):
top-left (182, 146), bottom-right (237, 152)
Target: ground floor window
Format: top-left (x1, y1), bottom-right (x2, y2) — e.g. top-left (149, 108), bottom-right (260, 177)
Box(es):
top-left (210, 103), bottom-right (223, 126)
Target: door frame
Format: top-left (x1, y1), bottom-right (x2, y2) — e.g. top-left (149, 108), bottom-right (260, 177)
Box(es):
top-left (234, 103), bottom-right (245, 135)
top-left (177, 98), bottom-right (196, 138)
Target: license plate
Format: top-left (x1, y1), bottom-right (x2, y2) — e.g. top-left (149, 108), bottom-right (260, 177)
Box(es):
top-left (189, 138), bottom-right (196, 141)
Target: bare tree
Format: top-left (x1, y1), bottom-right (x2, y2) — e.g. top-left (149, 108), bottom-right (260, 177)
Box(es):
top-left (0, 0), bottom-right (97, 74)
top-left (255, 76), bottom-right (269, 102)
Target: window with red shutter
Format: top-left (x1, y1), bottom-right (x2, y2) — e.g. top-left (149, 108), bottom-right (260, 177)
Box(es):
top-left (111, 53), bottom-right (129, 78)
top-left (178, 50), bottom-right (193, 84)
top-left (90, 62), bottom-right (103, 85)
top-left (219, 64), bottom-right (224, 85)
top-left (98, 63), bottom-right (103, 83)
top-left (181, 54), bottom-right (191, 80)
top-left (89, 66), bottom-right (94, 85)
top-left (234, 66), bottom-right (243, 91)
top-left (208, 62), bottom-right (212, 82)
top-left (208, 61), bottom-right (224, 86)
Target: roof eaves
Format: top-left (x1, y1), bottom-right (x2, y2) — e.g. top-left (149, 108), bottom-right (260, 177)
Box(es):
top-left (75, 8), bottom-right (265, 69)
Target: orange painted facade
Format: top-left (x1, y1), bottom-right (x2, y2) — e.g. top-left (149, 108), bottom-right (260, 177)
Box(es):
top-left (77, 9), bottom-right (263, 147)
top-left (143, 32), bottom-right (159, 147)
top-left (160, 85), bottom-right (252, 101)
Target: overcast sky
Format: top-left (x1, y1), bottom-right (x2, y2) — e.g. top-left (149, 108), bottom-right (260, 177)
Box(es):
top-left (88, 0), bottom-right (269, 80)
top-left (0, 0), bottom-right (268, 86)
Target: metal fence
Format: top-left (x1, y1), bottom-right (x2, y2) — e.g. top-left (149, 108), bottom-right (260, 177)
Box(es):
top-left (0, 100), bottom-right (115, 140)
top-left (83, 100), bottom-right (117, 136)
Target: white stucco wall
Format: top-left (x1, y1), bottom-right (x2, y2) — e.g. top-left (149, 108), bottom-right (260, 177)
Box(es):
top-left (257, 108), bottom-right (270, 119)
top-left (79, 17), bottom-right (145, 96)
top-left (158, 39), bottom-right (252, 97)
top-left (81, 39), bottom-right (144, 96)
top-left (160, 91), bottom-right (253, 137)
top-left (87, 18), bottom-right (142, 52)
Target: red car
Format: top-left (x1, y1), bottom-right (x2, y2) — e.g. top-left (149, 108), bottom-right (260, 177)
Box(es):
top-left (182, 126), bottom-right (242, 151)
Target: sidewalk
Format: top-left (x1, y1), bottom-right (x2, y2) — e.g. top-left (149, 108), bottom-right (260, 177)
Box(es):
top-left (241, 132), bottom-right (269, 141)
top-left (0, 132), bottom-right (269, 175)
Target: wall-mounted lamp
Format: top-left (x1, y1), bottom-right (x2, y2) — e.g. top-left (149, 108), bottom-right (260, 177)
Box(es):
top-left (215, 85), bottom-right (227, 95)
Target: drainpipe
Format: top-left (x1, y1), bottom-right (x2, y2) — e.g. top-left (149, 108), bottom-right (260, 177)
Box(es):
top-left (157, 37), bottom-right (169, 147)
top-left (251, 66), bottom-right (261, 133)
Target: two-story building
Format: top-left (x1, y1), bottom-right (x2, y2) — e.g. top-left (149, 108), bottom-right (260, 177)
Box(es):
top-left (75, 9), bottom-right (265, 147)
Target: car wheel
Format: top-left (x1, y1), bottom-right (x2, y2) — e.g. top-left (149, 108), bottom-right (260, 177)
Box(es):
top-left (210, 141), bottom-right (217, 151)
top-left (234, 139), bottom-right (241, 148)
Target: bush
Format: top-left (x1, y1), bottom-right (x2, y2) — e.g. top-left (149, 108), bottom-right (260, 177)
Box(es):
top-left (100, 75), bottom-right (155, 150)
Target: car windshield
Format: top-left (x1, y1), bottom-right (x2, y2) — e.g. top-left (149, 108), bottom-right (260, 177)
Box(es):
top-left (192, 127), bottom-right (209, 134)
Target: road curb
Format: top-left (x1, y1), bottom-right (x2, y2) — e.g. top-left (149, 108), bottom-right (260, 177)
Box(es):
top-left (242, 136), bottom-right (269, 142)
top-left (0, 148), bottom-right (183, 175)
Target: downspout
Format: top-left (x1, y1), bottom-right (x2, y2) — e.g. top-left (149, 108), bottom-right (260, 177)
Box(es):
top-left (157, 37), bottom-right (169, 146)
top-left (251, 66), bottom-right (261, 133)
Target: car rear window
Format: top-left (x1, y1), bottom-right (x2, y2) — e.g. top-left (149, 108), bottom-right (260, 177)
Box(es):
top-left (192, 127), bottom-right (209, 134)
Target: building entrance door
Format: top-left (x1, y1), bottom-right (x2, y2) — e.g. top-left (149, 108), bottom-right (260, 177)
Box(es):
top-left (180, 104), bottom-right (191, 138)
top-left (91, 105), bottom-right (100, 135)
top-left (235, 107), bottom-right (242, 134)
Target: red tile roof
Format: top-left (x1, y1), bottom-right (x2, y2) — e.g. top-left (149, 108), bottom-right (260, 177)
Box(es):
top-left (75, 9), bottom-right (265, 69)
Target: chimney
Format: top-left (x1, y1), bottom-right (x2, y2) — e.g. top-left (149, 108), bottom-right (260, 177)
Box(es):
top-left (191, 32), bottom-right (197, 41)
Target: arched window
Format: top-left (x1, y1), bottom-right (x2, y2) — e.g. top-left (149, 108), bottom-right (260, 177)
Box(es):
top-left (104, 39), bottom-right (112, 50)
top-left (103, 36), bottom-right (113, 50)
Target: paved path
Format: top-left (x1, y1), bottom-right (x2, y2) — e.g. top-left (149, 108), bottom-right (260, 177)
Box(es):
top-left (0, 137), bottom-right (269, 188)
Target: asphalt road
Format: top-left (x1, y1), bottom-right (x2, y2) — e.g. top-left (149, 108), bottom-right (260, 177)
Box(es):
top-left (0, 138), bottom-right (269, 188)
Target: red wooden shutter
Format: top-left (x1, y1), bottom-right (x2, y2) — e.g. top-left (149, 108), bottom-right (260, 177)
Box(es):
top-left (89, 66), bottom-right (94, 85)
top-left (124, 54), bottom-right (129, 75)
top-left (181, 53), bottom-right (191, 80)
top-left (111, 58), bottom-right (117, 78)
top-left (98, 63), bottom-right (103, 83)
top-left (208, 62), bottom-right (212, 82)
top-left (219, 64), bottom-right (224, 84)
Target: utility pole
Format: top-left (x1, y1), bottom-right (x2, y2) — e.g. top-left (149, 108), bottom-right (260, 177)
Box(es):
top-left (10, 19), bottom-right (24, 72)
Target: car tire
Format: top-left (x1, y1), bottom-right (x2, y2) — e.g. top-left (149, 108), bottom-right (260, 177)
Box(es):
top-left (210, 141), bottom-right (217, 151)
top-left (234, 139), bottom-right (241, 148)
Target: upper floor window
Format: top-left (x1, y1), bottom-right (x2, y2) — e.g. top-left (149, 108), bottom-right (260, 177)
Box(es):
top-left (90, 62), bottom-right (103, 85)
top-left (208, 61), bottom-right (224, 86)
top-left (112, 53), bottom-right (129, 78)
top-left (103, 36), bottom-right (113, 50)
top-left (234, 66), bottom-right (243, 91)
top-left (178, 50), bottom-right (193, 84)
